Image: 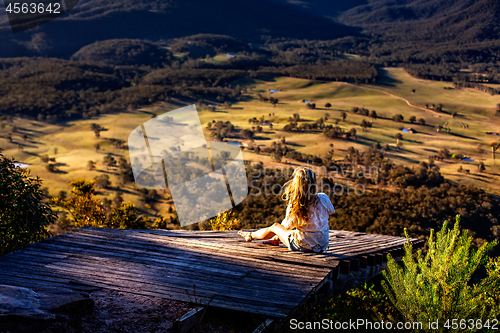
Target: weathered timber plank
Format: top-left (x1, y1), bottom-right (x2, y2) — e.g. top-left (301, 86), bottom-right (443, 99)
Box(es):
top-left (57, 231), bottom-right (335, 274)
top-left (63, 230), bottom-right (340, 271)
top-left (0, 262), bottom-right (302, 311)
top-left (0, 254), bottom-right (316, 296)
top-left (30, 241), bottom-right (330, 280)
top-left (112, 232), bottom-right (341, 269)
top-left (328, 240), bottom-right (411, 256)
top-left (329, 239), bottom-right (406, 253)
top-left (0, 259), bottom-right (312, 300)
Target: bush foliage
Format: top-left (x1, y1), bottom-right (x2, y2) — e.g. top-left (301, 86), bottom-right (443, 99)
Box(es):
top-left (51, 179), bottom-right (149, 230)
top-left (0, 151), bottom-right (55, 255)
top-left (383, 216), bottom-right (500, 331)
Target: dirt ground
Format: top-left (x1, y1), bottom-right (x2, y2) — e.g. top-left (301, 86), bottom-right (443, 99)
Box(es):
top-left (77, 289), bottom-right (263, 333)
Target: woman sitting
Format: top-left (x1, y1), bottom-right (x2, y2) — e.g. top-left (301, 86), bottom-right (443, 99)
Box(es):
top-left (238, 166), bottom-right (335, 253)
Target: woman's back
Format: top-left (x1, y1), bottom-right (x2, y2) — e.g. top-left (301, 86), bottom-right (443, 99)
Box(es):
top-left (284, 193), bottom-right (335, 252)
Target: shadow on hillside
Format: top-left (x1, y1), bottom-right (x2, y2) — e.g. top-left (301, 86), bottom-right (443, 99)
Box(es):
top-left (113, 187), bottom-right (137, 195)
top-left (403, 139), bottom-right (424, 144)
top-left (18, 127), bottom-right (44, 134)
top-left (376, 68), bottom-right (403, 87)
top-left (284, 142), bottom-right (304, 147)
top-left (447, 132), bottom-right (479, 140)
top-left (390, 153), bottom-right (420, 164)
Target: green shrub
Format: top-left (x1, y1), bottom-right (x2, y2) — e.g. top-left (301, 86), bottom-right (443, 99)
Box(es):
top-left (382, 216), bottom-right (500, 332)
top-left (51, 179), bottom-right (107, 228)
top-left (208, 210), bottom-right (240, 231)
top-left (107, 203), bottom-right (149, 229)
top-left (52, 178), bottom-right (149, 230)
top-left (0, 152), bottom-right (56, 255)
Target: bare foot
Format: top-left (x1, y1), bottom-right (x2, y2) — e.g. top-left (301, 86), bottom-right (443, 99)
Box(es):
top-left (263, 239), bottom-right (280, 246)
top-left (238, 230), bottom-right (253, 242)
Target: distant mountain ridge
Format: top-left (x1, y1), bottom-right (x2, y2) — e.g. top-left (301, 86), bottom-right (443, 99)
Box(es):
top-left (1, 0), bottom-right (500, 58)
top-left (339, 0), bottom-right (500, 43)
top-left (0, 0), bottom-right (360, 58)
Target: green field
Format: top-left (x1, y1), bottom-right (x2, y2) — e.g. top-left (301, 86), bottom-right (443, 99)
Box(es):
top-left (2, 67), bottom-right (500, 229)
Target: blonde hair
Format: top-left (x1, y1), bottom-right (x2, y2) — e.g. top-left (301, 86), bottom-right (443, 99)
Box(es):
top-left (282, 166), bottom-right (318, 227)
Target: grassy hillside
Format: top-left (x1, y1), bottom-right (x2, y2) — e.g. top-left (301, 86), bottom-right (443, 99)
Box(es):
top-left (2, 68), bottom-right (499, 212)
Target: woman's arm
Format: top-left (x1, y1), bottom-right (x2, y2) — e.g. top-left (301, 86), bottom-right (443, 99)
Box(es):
top-left (281, 205), bottom-right (297, 230)
top-left (319, 193), bottom-right (335, 214)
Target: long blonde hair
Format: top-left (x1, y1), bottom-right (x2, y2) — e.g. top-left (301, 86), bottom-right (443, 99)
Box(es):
top-left (282, 166), bottom-right (318, 227)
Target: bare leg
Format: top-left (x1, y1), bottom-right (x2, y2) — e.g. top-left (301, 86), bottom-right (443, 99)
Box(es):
top-left (239, 223), bottom-right (290, 248)
top-left (263, 235), bottom-right (280, 246)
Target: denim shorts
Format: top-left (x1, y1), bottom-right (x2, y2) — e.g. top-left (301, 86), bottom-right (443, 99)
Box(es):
top-left (288, 234), bottom-right (313, 252)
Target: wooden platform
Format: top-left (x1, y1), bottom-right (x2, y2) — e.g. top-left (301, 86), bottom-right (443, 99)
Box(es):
top-left (0, 227), bottom-right (422, 319)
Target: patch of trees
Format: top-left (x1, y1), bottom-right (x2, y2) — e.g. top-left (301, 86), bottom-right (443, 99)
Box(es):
top-left (329, 183), bottom-right (499, 245)
top-left (342, 147), bottom-right (444, 188)
top-left (71, 39), bottom-right (172, 67)
top-left (0, 58), bottom-right (246, 120)
top-left (351, 107), bottom-right (370, 116)
top-left (258, 60), bottom-right (378, 83)
top-left (142, 68), bottom-right (245, 88)
top-left (0, 58), bottom-right (142, 119)
top-left (51, 179), bottom-right (150, 230)
top-left (206, 120), bottom-right (236, 141)
top-left (323, 125), bottom-right (358, 140)
top-left (454, 81), bottom-right (500, 96)
top-left (283, 117), bottom-right (325, 132)
top-left (392, 114), bottom-right (404, 122)
top-left (360, 119), bottom-right (372, 131)
top-left (169, 34), bottom-right (250, 57)
top-left (405, 63), bottom-right (500, 86)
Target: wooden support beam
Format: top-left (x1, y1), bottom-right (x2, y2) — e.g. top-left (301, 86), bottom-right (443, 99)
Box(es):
top-left (252, 318), bottom-right (275, 333)
top-left (358, 256), bottom-right (367, 269)
top-left (367, 254), bottom-right (376, 266)
top-left (175, 307), bottom-right (205, 333)
top-left (339, 260), bottom-right (350, 275)
top-left (349, 258), bottom-right (360, 272)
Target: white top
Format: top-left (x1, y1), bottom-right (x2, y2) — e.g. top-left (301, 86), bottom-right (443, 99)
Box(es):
top-left (281, 193), bottom-right (335, 253)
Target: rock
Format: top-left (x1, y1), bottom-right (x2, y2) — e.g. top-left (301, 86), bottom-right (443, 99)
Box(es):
top-left (0, 285), bottom-right (53, 320)
top-left (0, 284), bottom-right (94, 333)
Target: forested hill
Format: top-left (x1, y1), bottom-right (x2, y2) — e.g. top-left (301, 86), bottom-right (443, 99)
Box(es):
top-left (339, 0), bottom-right (500, 43)
top-left (0, 0), bottom-right (360, 58)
